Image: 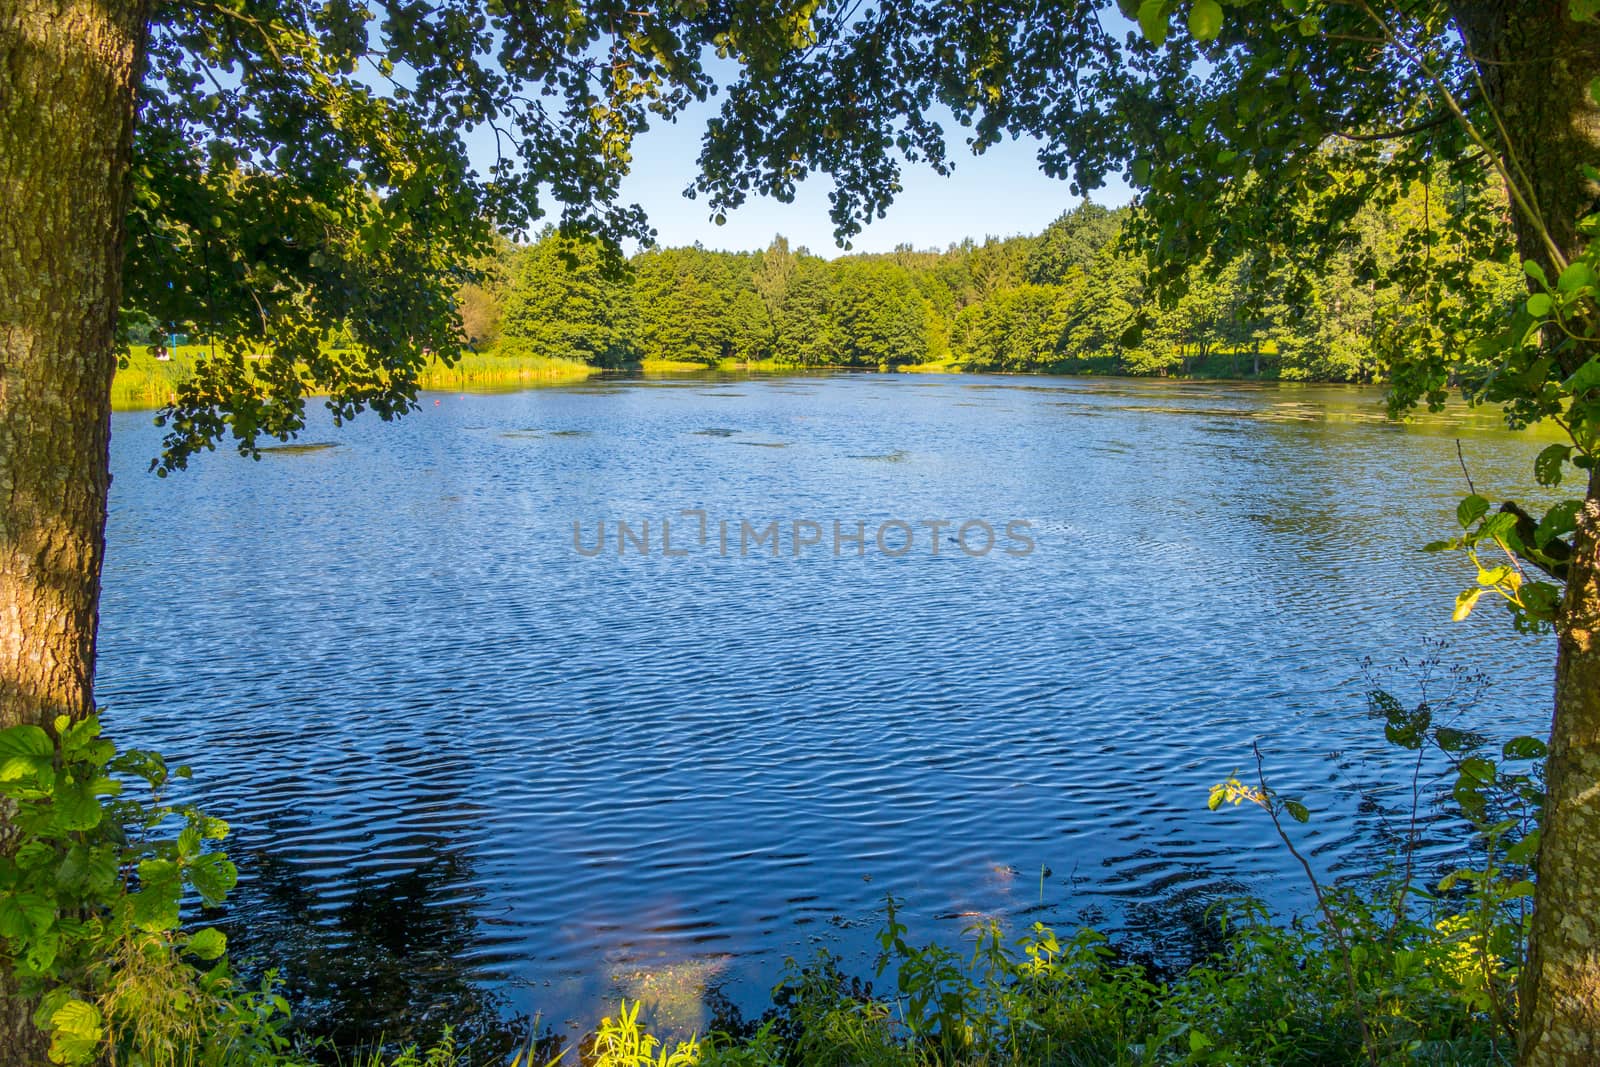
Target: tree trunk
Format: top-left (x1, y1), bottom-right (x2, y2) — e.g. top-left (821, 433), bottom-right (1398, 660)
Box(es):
top-left (1452, 4), bottom-right (1600, 1063)
top-left (1453, 2), bottom-right (1600, 378)
top-left (1521, 468), bottom-right (1600, 1065)
top-left (0, 0), bottom-right (149, 1058)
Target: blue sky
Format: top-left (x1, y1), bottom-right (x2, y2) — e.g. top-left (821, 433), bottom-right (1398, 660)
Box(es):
top-left (599, 96), bottom-right (1135, 257)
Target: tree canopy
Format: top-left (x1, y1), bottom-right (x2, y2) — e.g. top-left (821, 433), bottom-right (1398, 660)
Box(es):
top-left (122, 0), bottom-right (826, 470)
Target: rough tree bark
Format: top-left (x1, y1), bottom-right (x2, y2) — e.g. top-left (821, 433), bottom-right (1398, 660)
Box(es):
top-left (1452, 2), bottom-right (1600, 1062)
top-left (0, 0), bottom-right (150, 1058)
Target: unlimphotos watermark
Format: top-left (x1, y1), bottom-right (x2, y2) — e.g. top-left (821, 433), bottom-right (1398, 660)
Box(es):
top-left (569, 511), bottom-right (1035, 559)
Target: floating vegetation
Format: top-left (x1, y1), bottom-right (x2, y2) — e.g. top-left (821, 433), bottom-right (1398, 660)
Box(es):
top-left (849, 449), bottom-right (909, 462)
top-left (549, 429), bottom-right (593, 437)
top-left (734, 440), bottom-right (788, 448)
top-left (258, 442), bottom-right (339, 455)
top-left (693, 428), bottom-right (739, 437)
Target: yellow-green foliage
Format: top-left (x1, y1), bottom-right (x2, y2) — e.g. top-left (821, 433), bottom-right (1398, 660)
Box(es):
top-left (112, 343), bottom-right (596, 412)
top-left (114, 345), bottom-right (205, 410)
top-left (414, 345), bottom-right (596, 391)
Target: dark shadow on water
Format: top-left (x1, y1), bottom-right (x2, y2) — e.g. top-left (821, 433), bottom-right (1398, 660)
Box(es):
top-left (220, 846), bottom-right (533, 1063)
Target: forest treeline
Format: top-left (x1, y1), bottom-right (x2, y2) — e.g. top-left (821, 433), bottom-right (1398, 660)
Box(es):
top-left (459, 176), bottom-right (1523, 381)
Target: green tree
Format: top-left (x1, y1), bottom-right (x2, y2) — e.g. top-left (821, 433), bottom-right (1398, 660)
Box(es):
top-left (831, 260), bottom-right (929, 367)
top-left (502, 233), bottom-right (637, 367)
top-left (632, 247), bottom-right (725, 365)
top-left (727, 288), bottom-right (775, 363)
top-left (772, 256), bottom-right (837, 366)
top-left (952, 283), bottom-right (1077, 371)
top-left (1061, 246), bottom-right (1147, 372)
top-left (752, 236), bottom-right (799, 323)
top-left (1026, 203), bottom-right (1125, 285)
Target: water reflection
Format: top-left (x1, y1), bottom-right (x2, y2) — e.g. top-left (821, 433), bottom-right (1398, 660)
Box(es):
top-left (225, 846), bottom-right (531, 1060)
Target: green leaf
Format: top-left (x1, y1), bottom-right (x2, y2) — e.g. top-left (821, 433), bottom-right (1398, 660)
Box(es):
top-left (1456, 494), bottom-right (1490, 528)
top-left (1507, 831), bottom-right (1541, 865)
top-left (1557, 261), bottom-right (1596, 293)
top-left (1523, 581), bottom-right (1563, 619)
top-left (26, 928), bottom-right (60, 973)
top-left (1459, 756), bottom-right (1496, 783)
top-left (0, 891), bottom-right (55, 940)
top-left (0, 726), bottom-right (53, 760)
top-left (131, 859), bottom-right (182, 932)
top-left (1452, 588), bottom-right (1483, 621)
top-left (1137, 0), bottom-right (1170, 46)
top-left (187, 926), bottom-right (227, 961)
top-left (0, 752), bottom-right (50, 783)
top-left (1536, 500), bottom-right (1581, 546)
top-left (1188, 0), bottom-right (1223, 40)
top-left (1526, 292), bottom-right (1553, 317)
top-left (1502, 736), bottom-right (1547, 761)
top-left (1283, 799), bottom-right (1309, 823)
top-left (1477, 564), bottom-right (1511, 586)
top-left (1524, 260), bottom-right (1550, 286)
top-left (187, 851), bottom-right (239, 906)
top-left (1562, 357), bottom-right (1600, 395)
top-left (47, 1000), bottom-right (103, 1066)
top-left (52, 780), bottom-right (103, 832)
top-left (1535, 443), bottom-right (1572, 486)
top-left (1480, 511), bottom-right (1518, 543)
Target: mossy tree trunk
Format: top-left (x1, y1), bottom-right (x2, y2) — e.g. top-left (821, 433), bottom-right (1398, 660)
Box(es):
top-left (0, 0), bottom-right (149, 1057)
top-left (1453, 3), bottom-right (1600, 1062)
top-left (1524, 469), bottom-right (1600, 1064)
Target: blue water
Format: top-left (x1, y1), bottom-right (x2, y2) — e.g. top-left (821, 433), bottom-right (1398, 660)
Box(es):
top-left (98, 373), bottom-right (1556, 1052)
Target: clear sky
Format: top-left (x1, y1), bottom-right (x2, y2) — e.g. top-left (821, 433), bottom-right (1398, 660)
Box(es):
top-left (594, 96), bottom-right (1135, 258)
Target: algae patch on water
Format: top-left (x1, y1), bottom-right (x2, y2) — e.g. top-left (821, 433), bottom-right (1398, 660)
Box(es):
top-left (258, 442), bottom-right (340, 455)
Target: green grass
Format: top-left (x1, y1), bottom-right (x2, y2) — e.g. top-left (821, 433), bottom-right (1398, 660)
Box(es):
top-left (112, 344), bottom-right (596, 411)
top-left (113, 345), bottom-right (207, 410)
top-left (899, 357), bottom-right (965, 373)
top-left (415, 349), bottom-right (595, 391)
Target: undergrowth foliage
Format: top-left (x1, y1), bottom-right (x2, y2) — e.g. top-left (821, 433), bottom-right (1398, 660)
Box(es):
top-left (0, 676), bottom-right (1545, 1066)
top-left (0, 715), bottom-right (292, 1065)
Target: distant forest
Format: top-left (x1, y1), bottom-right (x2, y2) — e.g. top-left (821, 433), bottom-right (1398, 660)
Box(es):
top-left (458, 173), bottom-right (1522, 382)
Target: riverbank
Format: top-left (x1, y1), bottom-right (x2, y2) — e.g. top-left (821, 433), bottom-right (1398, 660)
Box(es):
top-left (113, 346), bottom-right (1331, 411)
top-left (112, 345), bottom-right (600, 411)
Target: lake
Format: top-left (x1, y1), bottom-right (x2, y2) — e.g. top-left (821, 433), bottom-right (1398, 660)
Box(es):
top-left (98, 372), bottom-right (1556, 1053)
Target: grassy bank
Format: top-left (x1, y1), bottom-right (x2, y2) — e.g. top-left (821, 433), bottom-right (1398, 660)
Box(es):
top-left (112, 345), bottom-right (596, 411)
top-left (113, 345), bottom-right (208, 410)
top-left (416, 350), bottom-right (595, 391)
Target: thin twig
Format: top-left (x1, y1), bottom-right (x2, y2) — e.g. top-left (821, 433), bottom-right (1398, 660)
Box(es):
top-left (1457, 439), bottom-right (1478, 495)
